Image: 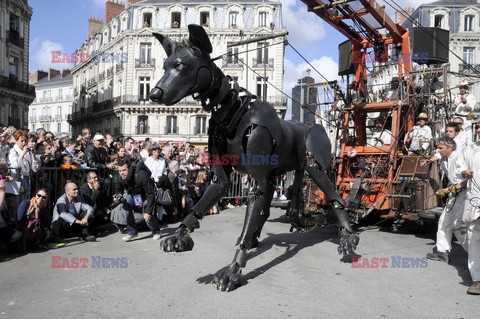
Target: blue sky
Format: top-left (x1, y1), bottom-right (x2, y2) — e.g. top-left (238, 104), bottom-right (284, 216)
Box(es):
top-left (28, 0), bottom-right (435, 95)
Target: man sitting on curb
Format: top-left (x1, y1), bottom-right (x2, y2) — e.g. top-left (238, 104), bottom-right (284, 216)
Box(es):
top-left (51, 182), bottom-right (96, 242)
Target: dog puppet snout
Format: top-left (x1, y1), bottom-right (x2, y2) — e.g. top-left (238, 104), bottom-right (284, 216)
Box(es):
top-left (149, 87), bottom-right (163, 102)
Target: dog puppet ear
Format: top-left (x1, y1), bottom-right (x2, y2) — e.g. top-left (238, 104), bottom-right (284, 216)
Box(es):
top-left (188, 24), bottom-right (213, 55)
top-left (153, 32), bottom-right (176, 57)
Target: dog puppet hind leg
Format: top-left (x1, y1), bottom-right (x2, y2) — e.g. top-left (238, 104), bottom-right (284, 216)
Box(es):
top-left (304, 164), bottom-right (359, 255)
top-left (161, 163), bottom-right (232, 252)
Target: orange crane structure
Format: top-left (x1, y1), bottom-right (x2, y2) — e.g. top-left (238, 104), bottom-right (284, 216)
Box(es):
top-left (299, 0), bottom-right (441, 224)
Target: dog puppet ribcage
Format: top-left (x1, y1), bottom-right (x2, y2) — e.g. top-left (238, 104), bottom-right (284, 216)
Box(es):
top-left (149, 24), bottom-right (359, 292)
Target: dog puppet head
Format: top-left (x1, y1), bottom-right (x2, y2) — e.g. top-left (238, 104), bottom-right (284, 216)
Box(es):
top-left (149, 24), bottom-right (217, 108)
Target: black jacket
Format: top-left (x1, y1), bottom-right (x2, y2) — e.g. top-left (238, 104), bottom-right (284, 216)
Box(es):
top-left (85, 144), bottom-right (108, 170)
top-left (115, 161), bottom-right (155, 214)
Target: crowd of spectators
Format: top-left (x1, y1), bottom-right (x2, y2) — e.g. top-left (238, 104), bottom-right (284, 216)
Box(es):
top-left (0, 125), bottom-right (230, 252)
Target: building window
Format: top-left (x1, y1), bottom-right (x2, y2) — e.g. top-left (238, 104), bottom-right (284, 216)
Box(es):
top-left (434, 14), bottom-right (444, 28)
top-left (57, 106), bottom-right (62, 116)
top-left (256, 76), bottom-right (268, 100)
top-left (256, 42), bottom-right (269, 64)
top-left (143, 13), bottom-right (152, 27)
top-left (229, 11), bottom-right (238, 28)
top-left (227, 43), bottom-right (239, 65)
top-left (195, 116), bottom-right (207, 135)
top-left (57, 123), bottom-right (61, 134)
top-left (200, 11), bottom-right (209, 27)
top-left (259, 11), bottom-right (267, 27)
top-left (139, 76), bottom-right (150, 100)
top-left (138, 115), bottom-right (148, 134)
top-left (166, 115), bottom-right (178, 134)
top-left (464, 15), bottom-right (474, 32)
top-left (172, 12), bottom-right (181, 28)
top-left (8, 57), bottom-right (18, 77)
top-left (9, 13), bottom-right (19, 31)
top-left (463, 47), bottom-right (475, 65)
top-left (140, 43), bottom-right (151, 62)
top-left (58, 88), bottom-right (62, 100)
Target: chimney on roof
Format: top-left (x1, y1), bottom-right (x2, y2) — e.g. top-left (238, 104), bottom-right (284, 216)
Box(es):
top-left (48, 68), bottom-right (60, 81)
top-left (88, 16), bottom-right (104, 38)
top-left (127, 0), bottom-right (142, 5)
top-left (61, 69), bottom-right (71, 78)
top-left (106, 0), bottom-right (125, 24)
top-left (31, 70), bottom-right (48, 84)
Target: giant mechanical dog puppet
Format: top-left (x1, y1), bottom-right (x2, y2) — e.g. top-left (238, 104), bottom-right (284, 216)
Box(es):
top-left (149, 25), bottom-right (359, 291)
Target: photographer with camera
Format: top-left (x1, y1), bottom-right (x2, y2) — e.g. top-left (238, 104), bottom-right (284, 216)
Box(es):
top-left (114, 158), bottom-right (161, 241)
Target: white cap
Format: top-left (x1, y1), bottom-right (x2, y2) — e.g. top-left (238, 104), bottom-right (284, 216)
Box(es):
top-left (93, 134), bottom-right (105, 141)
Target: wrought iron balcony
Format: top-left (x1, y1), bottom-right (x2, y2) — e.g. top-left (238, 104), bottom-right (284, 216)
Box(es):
top-left (0, 74), bottom-right (35, 96)
top-left (164, 126), bottom-right (179, 135)
top-left (135, 58), bottom-right (155, 68)
top-left (458, 63), bottom-right (480, 74)
top-left (193, 126), bottom-right (207, 135)
top-left (136, 126), bottom-right (150, 134)
top-left (39, 115), bottom-right (52, 121)
top-left (7, 30), bottom-right (23, 48)
top-left (252, 58), bottom-right (274, 68)
top-left (116, 63), bottom-right (124, 73)
top-left (222, 56), bottom-right (244, 68)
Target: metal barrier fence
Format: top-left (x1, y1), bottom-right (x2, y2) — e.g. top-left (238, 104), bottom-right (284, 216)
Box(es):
top-left (5, 167), bottom-right (295, 222)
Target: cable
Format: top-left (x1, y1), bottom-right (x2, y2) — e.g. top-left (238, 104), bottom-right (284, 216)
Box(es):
top-left (384, 0), bottom-right (480, 78)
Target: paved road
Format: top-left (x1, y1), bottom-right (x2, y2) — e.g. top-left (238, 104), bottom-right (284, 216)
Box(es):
top-left (0, 206), bottom-right (478, 318)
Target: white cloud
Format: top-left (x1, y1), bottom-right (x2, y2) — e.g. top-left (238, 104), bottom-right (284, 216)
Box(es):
top-left (284, 56), bottom-right (339, 97)
top-left (91, 0), bottom-right (106, 9)
top-left (33, 40), bottom-right (73, 71)
top-left (281, 0), bottom-right (326, 46)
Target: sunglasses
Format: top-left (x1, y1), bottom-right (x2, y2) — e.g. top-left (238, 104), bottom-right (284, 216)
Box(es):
top-left (36, 194), bottom-right (48, 200)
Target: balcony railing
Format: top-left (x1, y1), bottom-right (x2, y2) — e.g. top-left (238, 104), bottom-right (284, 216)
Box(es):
top-left (164, 126), bottom-right (179, 135)
top-left (7, 30), bottom-right (24, 48)
top-left (252, 58), bottom-right (274, 68)
top-left (459, 63), bottom-right (480, 74)
top-left (193, 126), bottom-right (207, 135)
top-left (39, 115), bottom-right (52, 121)
top-left (116, 63), bottom-right (124, 73)
top-left (136, 126), bottom-right (150, 134)
top-left (29, 116), bottom-right (36, 122)
top-left (0, 74), bottom-right (35, 96)
top-left (135, 58), bottom-right (155, 68)
top-left (87, 77), bottom-right (97, 88)
top-left (222, 56), bottom-right (244, 68)
top-left (55, 114), bottom-right (63, 121)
